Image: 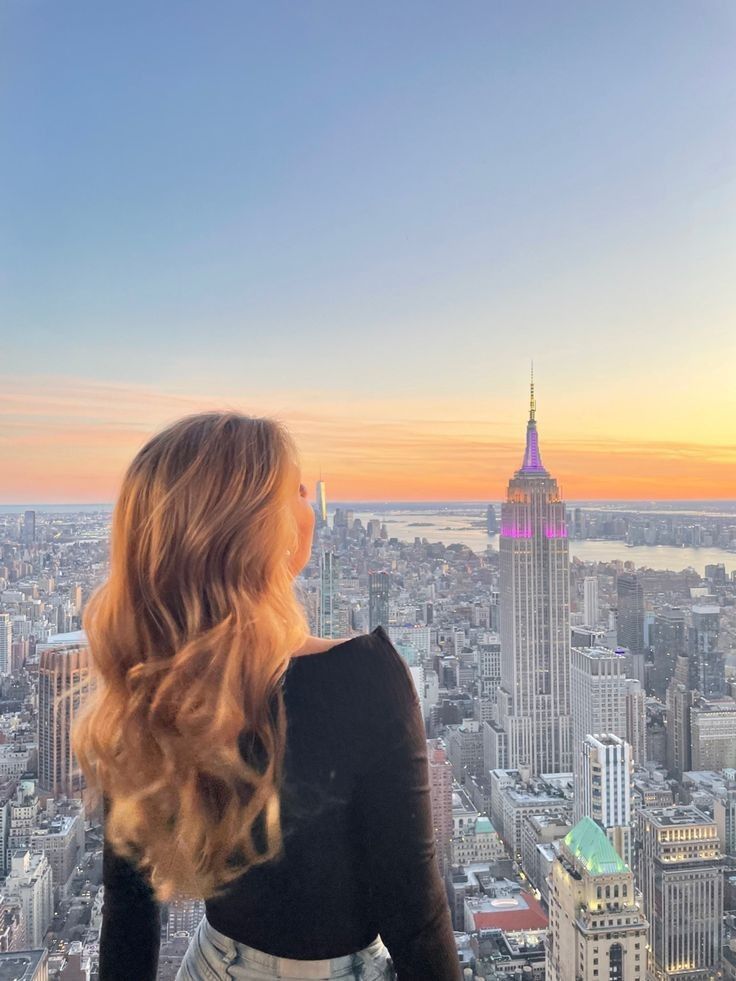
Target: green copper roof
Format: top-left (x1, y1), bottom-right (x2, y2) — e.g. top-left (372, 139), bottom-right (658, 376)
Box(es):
top-left (475, 816), bottom-right (494, 834)
top-left (564, 817), bottom-right (629, 876)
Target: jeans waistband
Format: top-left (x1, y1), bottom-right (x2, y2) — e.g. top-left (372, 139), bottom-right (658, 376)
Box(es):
top-left (202, 915), bottom-right (385, 979)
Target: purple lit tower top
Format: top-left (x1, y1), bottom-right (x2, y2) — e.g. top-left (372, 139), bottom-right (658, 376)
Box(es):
top-left (517, 364), bottom-right (549, 477)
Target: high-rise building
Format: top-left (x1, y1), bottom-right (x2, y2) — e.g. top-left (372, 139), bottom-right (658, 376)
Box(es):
top-left (485, 504), bottom-right (498, 535)
top-left (22, 509), bottom-right (36, 546)
top-left (690, 696), bottom-right (736, 771)
top-left (637, 806), bottom-right (722, 980)
top-left (318, 550), bottom-right (341, 638)
top-left (704, 563), bottom-right (727, 583)
top-left (546, 817), bottom-right (648, 981)
top-left (714, 787), bottom-right (736, 858)
top-left (0, 614), bottom-right (11, 676)
top-left (570, 646), bottom-right (628, 820)
top-left (315, 479), bottom-right (328, 527)
top-left (624, 678), bottom-right (647, 765)
top-left (3, 851), bottom-right (54, 948)
top-left (38, 643), bottom-right (95, 799)
top-left (583, 576), bottom-right (598, 627)
top-left (580, 734), bottom-right (633, 867)
top-left (689, 605), bottom-right (725, 697)
top-left (651, 606), bottom-right (687, 699)
top-left (665, 668), bottom-right (694, 781)
top-left (496, 375), bottom-right (571, 774)
top-left (616, 573), bottom-right (645, 656)
top-left (368, 571), bottom-right (390, 632)
top-left (427, 739), bottom-right (454, 878)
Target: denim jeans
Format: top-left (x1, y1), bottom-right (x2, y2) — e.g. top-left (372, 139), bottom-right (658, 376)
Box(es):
top-left (175, 914), bottom-right (398, 980)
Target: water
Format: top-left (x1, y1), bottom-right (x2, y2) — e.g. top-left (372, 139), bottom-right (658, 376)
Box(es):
top-left (349, 507), bottom-right (736, 575)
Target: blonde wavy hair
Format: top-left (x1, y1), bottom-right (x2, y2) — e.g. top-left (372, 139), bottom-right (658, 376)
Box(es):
top-left (70, 411), bottom-right (309, 903)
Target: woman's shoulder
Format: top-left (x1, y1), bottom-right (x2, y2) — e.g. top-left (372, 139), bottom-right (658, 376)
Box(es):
top-left (294, 627), bottom-right (418, 710)
top-left (290, 626), bottom-right (398, 666)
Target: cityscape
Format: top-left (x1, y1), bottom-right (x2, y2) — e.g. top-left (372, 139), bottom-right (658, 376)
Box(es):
top-left (1, 386), bottom-right (735, 978)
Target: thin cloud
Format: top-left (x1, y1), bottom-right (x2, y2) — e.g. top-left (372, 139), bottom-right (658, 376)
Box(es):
top-left (1, 375), bottom-right (733, 502)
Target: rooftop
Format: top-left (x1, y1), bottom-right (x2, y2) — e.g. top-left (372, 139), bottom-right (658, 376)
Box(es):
top-left (467, 890), bottom-right (548, 934)
top-left (642, 805), bottom-right (714, 828)
top-left (564, 817), bottom-right (629, 876)
top-left (573, 645), bottom-right (628, 661)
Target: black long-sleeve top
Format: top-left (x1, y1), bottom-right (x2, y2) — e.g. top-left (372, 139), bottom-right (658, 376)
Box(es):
top-left (99, 626), bottom-right (461, 980)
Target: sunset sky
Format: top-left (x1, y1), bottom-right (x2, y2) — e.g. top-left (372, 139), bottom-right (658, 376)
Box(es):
top-left (1, 2), bottom-right (734, 502)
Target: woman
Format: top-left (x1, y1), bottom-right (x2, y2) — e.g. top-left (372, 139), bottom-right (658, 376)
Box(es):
top-left (71, 412), bottom-right (461, 981)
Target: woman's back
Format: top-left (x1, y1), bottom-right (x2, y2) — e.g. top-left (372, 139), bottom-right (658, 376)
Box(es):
top-left (100, 627), bottom-right (461, 979)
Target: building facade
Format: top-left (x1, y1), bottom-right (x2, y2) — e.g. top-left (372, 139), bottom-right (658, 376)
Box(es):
top-left (636, 806), bottom-right (723, 980)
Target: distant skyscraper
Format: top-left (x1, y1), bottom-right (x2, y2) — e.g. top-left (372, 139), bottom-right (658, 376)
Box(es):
top-left (616, 572), bottom-right (644, 656)
top-left (0, 614), bottom-right (11, 676)
top-left (315, 479), bottom-right (327, 526)
top-left (637, 806), bottom-right (723, 980)
top-left (690, 697), bottom-right (736, 770)
top-left (624, 678), bottom-right (647, 765)
top-left (665, 668), bottom-right (694, 781)
top-left (485, 504), bottom-right (498, 535)
top-left (496, 372), bottom-right (571, 775)
top-left (318, 550), bottom-right (340, 638)
top-left (427, 739), bottom-right (454, 878)
top-left (689, 605), bottom-right (725, 696)
top-left (22, 509), bottom-right (36, 546)
top-left (651, 606), bottom-right (687, 699)
top-left (582, 576), bottom-right (598, 626)
top-left (38, 643), bottom-right (95, 798)
top-left (368, 572), bottom-right (390, 631)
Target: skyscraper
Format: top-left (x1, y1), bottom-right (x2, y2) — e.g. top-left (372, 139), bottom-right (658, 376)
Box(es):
top-left (318, 550), bottom-right (341, 638)
top-left (689, 605), bottom-right (725, 697)
top-left (0, 614), bottom-right (11, 676)
top-left (38, 643), bottom-right (95, 798)
top-left (315, 479), bottom-right (328, 527)
top-left (368, 571), bottom-right (390, 632)
top-left (690, 697), bottom-right (736, 770)
top-left (582, 576), bottom-right (598, 626)
top-left (651, 606), bottom-right (687, 699)
top-left (637, 806), bottom-right (722, 979)
top-left (570, 645), bottom-right (629, 821)
top-left (22, 509), bottom-right (36, 546)
top-left (496, 373), bottom-right (571, 774)
top-left (616, 573), bottom-right (644, 656)
top-left (546, 817), bottom-right (648, 981)
top-left (427, 739), bottom-right (455, 879)
top-left (624, 678), bottom-right (647, 765)
top-left (580, 734), bottom-right (633, 867)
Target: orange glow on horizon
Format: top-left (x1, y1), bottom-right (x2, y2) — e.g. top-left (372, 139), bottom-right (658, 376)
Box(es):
top-left (1, 375), bottom-right (734, 503)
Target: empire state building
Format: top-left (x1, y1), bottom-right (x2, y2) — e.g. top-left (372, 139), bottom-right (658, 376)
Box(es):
top-left (495, 376), bottom-right (572, 775)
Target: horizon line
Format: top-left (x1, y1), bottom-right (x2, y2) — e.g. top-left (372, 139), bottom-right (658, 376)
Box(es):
top-left (3, 497), bottom-right (736, 508)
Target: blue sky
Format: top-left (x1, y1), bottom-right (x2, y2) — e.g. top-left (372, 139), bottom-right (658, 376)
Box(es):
top-left (1, 1), bottom-right (734, 499)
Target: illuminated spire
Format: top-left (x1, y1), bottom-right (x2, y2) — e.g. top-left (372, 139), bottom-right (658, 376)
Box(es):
top-left (530, 361), bottom-right (536, 422)
top-left (518, 366), bottom-right (548, 475)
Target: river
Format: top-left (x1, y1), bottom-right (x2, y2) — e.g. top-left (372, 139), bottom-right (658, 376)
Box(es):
top-left (348, 507), bottom-right (736, 575)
